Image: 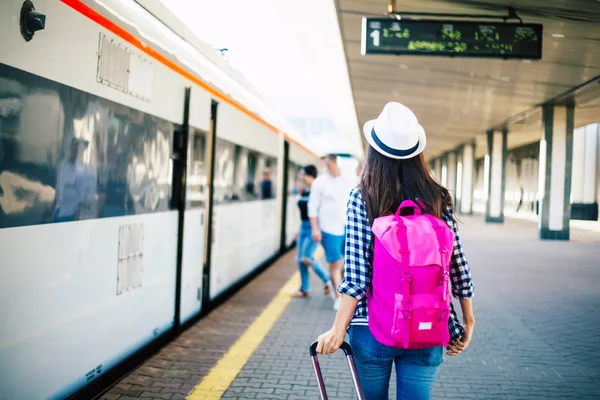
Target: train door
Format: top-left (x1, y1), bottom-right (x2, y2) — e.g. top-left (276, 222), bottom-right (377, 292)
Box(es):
top-left (178, 126), bottom-right (209, 324)
top-left (173, 87), bottom-right (213, 326)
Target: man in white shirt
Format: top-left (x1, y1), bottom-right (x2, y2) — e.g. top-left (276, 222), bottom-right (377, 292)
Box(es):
top-left (308, 154), bottom-right (355, 310)
top-left (51, 138), bottom-right (97, 222)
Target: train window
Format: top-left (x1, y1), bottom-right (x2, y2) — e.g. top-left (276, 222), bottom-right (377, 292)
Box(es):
top-left (232, 146), bottom-right (250, 201)
top-left (0, 63), bottom-right (174, 229)
top-left (287, 163), bottom-right (302, 195)
top-left (212, 137), bottom-right (278, 205)
top-left (257, 154), bottom-right (276, 200)
top-left (245, 150), bottom-right (257, 199)
top-left (186, 129), bottom-right (208, 208)
top-left (213, 138), bottom-right (236, 204)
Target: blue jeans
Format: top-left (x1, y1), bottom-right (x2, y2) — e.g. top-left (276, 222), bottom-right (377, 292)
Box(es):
top-left (348, 325), bottom-right (443, 400)
top-left (297, 221), bottom-right (330, 292)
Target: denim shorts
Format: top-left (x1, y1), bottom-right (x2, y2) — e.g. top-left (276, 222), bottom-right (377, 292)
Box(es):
top-left (321, 231), bottom-right (345, 263)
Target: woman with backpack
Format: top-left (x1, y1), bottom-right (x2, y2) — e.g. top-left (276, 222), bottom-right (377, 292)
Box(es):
top-left (315, 102), bottom-right (475, 399)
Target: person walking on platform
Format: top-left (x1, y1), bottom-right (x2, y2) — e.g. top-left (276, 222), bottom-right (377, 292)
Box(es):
top-left (516, 185), bottom-right (524, 213)
top-left (316, 102), bottom-right (475, 399)
top-left (292, 165), bottom-right (333, 298)
top-left (308, 154), bottom-right (355, 311)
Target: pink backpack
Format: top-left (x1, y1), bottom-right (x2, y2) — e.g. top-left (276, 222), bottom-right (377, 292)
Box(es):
top-left (367, 200), bottom-right (454, 349)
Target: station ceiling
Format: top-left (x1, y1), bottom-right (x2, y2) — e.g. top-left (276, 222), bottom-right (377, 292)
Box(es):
top-left (335, 0), bottom-right (600, 158)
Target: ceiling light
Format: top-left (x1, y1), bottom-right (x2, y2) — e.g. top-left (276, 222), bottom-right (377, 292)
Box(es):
top-left (551, 33), bottom-right (565, 38)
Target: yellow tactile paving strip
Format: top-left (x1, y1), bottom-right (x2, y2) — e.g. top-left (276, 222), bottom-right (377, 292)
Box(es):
top-left (187, 272), bottom-right (300, 400)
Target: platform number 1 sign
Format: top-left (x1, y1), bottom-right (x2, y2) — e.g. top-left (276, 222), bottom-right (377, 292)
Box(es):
top-left (370, 29), bottom-right (380, 47)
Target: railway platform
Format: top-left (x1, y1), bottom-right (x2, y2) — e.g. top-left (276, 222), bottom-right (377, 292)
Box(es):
top-left (2, 1), bottom-right (600, 399)
top-left (100, 216), bottom-right (600, 400)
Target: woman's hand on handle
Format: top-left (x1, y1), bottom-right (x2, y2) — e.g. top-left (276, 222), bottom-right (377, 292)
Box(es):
top-left (316, 327), bottom-right (345, 355)
top-left (316, 294), bottom-right (359, 355)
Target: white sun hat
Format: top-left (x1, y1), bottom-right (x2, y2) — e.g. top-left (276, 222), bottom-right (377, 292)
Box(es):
top-left (363, 102), bottom-right (427, 159)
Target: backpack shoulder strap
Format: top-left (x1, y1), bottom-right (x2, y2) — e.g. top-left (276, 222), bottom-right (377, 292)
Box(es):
top-left (395, 215), bottom-right (412, 348)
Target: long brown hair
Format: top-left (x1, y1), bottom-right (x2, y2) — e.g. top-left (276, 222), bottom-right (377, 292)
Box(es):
top-left (359, 146), bottom-right (454, 224)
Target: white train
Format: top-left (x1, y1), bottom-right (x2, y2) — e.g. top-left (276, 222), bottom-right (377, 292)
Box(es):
top-left (0, 0), bottom-right (319, 398)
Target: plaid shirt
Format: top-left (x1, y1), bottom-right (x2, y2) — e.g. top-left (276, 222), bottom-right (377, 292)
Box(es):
top-left (338, 187), bottom-right (474, 341)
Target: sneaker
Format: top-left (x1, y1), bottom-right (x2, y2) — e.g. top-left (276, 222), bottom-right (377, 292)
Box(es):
top-left (291, 290), bottom-right (309, 298)
top-left (333, 297), bottom-right (341, 311)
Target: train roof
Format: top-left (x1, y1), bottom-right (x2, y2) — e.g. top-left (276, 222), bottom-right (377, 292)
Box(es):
top-left (79, 0), bottom-right (316, 156)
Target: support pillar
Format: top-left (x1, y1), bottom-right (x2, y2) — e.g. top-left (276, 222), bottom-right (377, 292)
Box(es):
top-left (571, 127), bottom-right (585, 205)
top-left (440, 153), bottom-right (448, 187)
top-left (455, 147), bottom-right (463, 213)
top-left (447, 151), bottom-right (457, 200)
top-left (571, 123), bottom-right (598, 220)
top-left (583, 124), bottom-right (599, 218)
top-left (459, 141), bottom-right (475, 215)
top-left (434, 158), bottom-right (442, 182)
top-left (538, 104), bottom-right (574, 240)
top-left (485, 128), bottom-right (508, 223)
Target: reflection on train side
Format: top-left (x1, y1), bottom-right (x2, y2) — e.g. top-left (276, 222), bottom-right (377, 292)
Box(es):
top-left (0, 63), bottom-right (175, 229)
top-left (212, 137), bottom-right (278, 204)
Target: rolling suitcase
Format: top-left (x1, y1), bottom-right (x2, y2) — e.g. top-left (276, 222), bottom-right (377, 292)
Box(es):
top-left (309, 341), bottom-right (365, 400)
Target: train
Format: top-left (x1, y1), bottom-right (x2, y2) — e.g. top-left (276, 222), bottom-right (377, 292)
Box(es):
top-left (0, 0), bottom-right (324, 398)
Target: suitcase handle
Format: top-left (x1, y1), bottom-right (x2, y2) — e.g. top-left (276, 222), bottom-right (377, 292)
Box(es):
top-left (309, 341), bottom-right (353, 357)
top-left (309, 341), bottom-right (365, 400)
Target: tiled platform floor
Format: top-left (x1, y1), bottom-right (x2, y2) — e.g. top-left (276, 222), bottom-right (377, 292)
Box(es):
top-left (103, 216), bottom-right (600, 399)
top-left (100, 252), bottom-right (298, 400)
top-left (223, 217), bottom-right (600, 399)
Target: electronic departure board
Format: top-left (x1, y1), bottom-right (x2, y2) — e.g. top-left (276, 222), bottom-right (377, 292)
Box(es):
top-left (361, 18), bottom-right (543, 59)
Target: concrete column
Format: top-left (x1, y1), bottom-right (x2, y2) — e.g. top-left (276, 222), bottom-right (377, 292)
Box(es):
top-left (538, 104), bottom-right (574, 240)
top-left (597, 126), bottom-right (600, 208)
top-left (522, 156), bottom-right (538, 214)
top-left (460, 141), bottom-right (475, 215)
top-left (447, 151), bottom-right (457, 200)
top-left (582, 124), bottom-right (598, 205)
top-left (485, 128), bottom-right (508, 223)
top-left (455, 147), bottom-right (463, 213)
top-left (440, 153), bottom-right (448, 187)
top-left (434, 158), bottom-right (442, 182)
top-left (571, 127), bottom-right (585, 204)
top-left (571, 123), bottom-right (599, 220)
